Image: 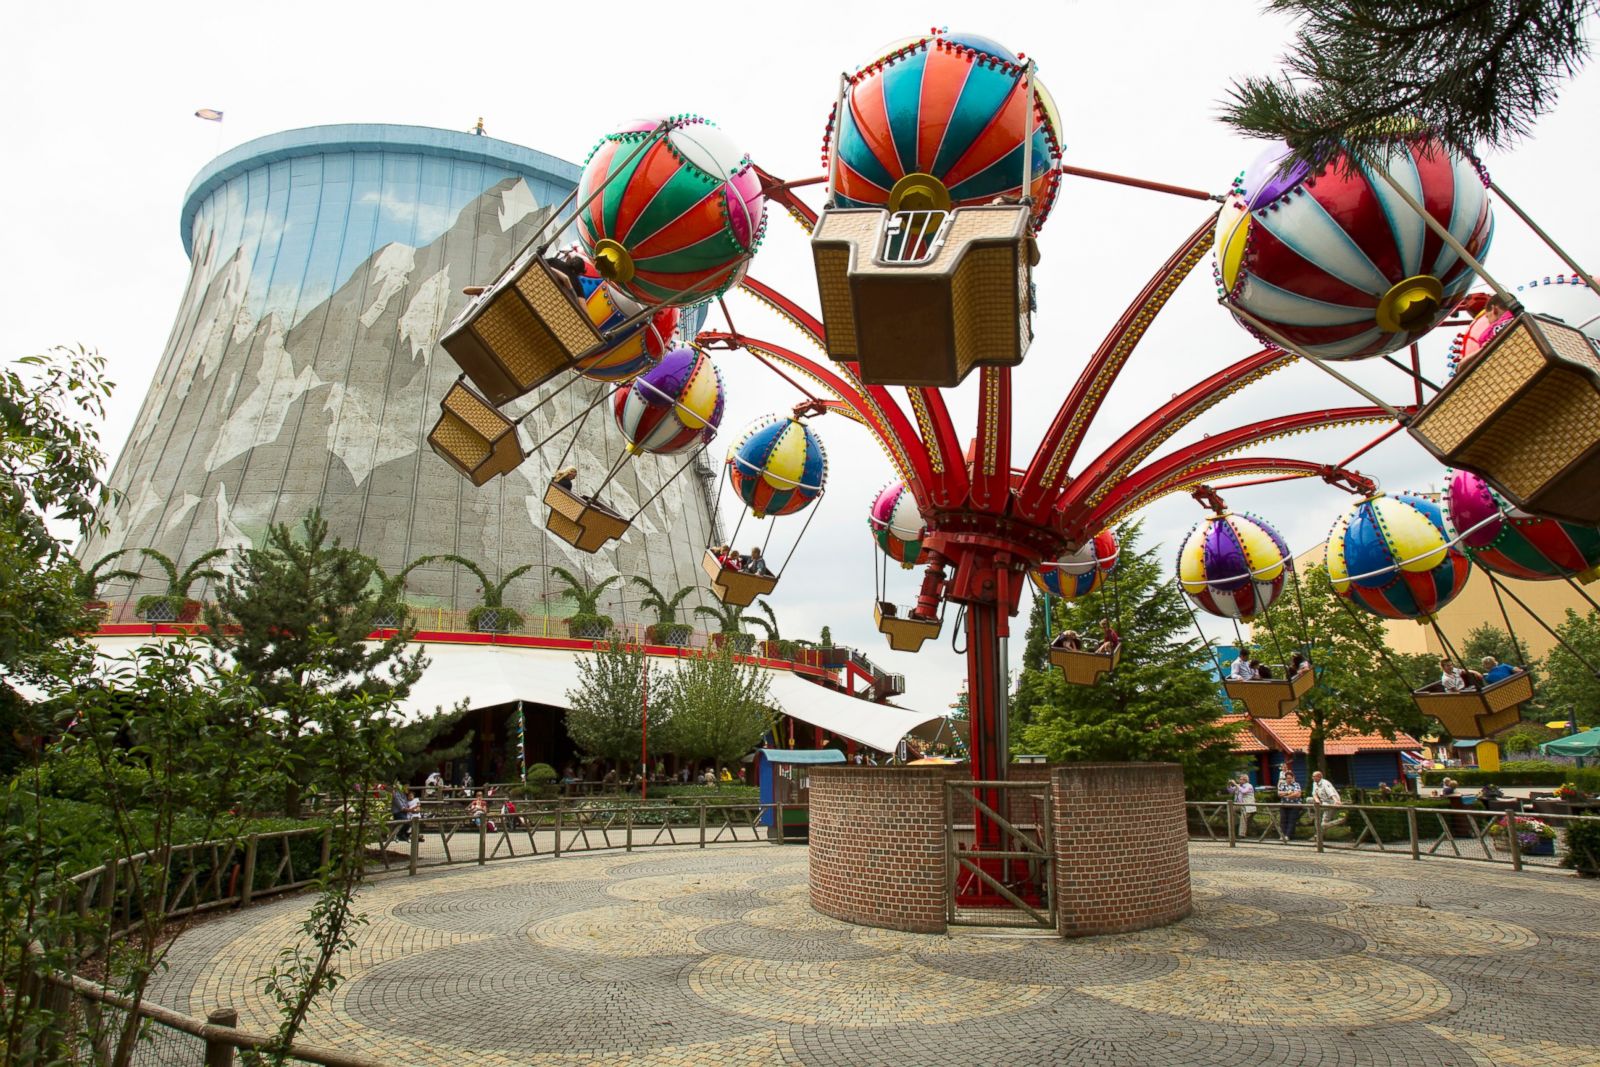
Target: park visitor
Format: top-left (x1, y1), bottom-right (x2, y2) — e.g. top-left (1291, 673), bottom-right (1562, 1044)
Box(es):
top-left (1277, 765), bottom-right (1303, 841)
top-left (1228, 774), bottom-right (1256, 836)
top-left (1310, 771), bottom-right (1343, 826)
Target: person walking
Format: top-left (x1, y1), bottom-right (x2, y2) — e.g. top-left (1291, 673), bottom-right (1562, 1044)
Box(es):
top-left (1276, 764), bottom-right (1304, 841)
top-left (1228, 774), bottom-right (1257, 837)
top-left (1310, 771), bottom-right (1343, 826)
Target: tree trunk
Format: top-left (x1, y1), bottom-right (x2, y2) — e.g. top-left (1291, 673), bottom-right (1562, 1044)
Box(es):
top-left (1309, 708), bottom-right (1327, 776)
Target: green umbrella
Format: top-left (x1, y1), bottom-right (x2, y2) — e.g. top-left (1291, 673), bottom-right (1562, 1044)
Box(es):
top-left (1540, 728), bottom-right (1600, 758)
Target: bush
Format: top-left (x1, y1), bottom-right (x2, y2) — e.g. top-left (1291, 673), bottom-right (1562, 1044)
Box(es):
top-left (35, 746), bottom-right (153, 804)
top-left (468, 604), bottom-right (524, 633)
top-left (1351, 798), bottom-right (1454, 842)
top-left (567, 613), bottom-right (613, 640)
top-left (1423, 766), bottom-right (1600, 792)
top-left (1564, 819), bottom-right (1600, 877)
top-left (647, 623), bottom-right (692, 646)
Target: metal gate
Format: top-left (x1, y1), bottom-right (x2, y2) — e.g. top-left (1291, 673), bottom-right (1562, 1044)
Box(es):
top-left (944, 779), bottom-right (1054, 928)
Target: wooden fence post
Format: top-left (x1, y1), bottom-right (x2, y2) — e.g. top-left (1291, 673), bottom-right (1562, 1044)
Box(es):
top-left (478, 817), bottom-right (488, 866)
top-left (239, 835), bottom-right (259, 906)
top-left (1407, 806), bottom-right (1420, 861)
top-left (1226, 800), bottom-right (1236, 848)
top-left (554, 805), bottom-right (563, 858)
top-left (204, 1007), bottom-right (238, 1067)
top-left (699, 801), bottom-right (707, 849)
top-left (408, 824), bottom-right (420, 877)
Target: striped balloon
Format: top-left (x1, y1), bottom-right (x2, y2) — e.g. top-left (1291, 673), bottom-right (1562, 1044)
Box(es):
top-left (727, 417), bottom-right (827, 519)
top-left (1030, 530), bottom-right (1118, 600)
top-left (577, 116), bottom-right (766, 308)
top-left (1446, 469), bottom-right (1600, 583)
top-left (869, 481), bottom-right (926, 568)
top-left (1177, 512), bottom-right (1291, 621)
top-left (572, 274), bottom-right (678, 382)
top-left (612, 347), bottom-right (724, 456)
top-left (1216, 139), bottom-right (1492, 360)
top-left (827, 30), bottom-right (1063, 231)
top-left (1326, 493), bottom-right (1471, 621)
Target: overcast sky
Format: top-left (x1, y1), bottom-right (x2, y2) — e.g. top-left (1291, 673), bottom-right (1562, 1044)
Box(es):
top-left (4, 2), bottom-right (1597, 715)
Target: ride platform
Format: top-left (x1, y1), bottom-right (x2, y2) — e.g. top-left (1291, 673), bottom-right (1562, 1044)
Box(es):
top-left (1411, 671), bottom-right (1534, 739)
top-left (1049, 645), bottom-right (1120, 687)
top-left (1224, 668), bottom-right (1315, 719)
top-left (427, 382), bottom-right (525, 486)
top-left (543, 481), bottom-right (628, 553)
top-left (1409, 312), bottom-right (1600, 525)
top-left (811, 204), bottom-right (1034, 387)
top-left (703, 550), bottom-right (777, 607)
top-left (441, 254), bottom-right (605, 406)
top-left (875, 602), bottom-right (941, 653)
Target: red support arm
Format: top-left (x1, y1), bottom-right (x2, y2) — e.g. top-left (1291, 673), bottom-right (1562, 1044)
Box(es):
top-left (754, 166), bottom-right (821, 232)
top-left (968, 367), bottom-right (1012, 514)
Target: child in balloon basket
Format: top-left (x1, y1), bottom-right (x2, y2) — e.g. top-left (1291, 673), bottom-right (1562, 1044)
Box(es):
top-left (553, 466), bottom-right (577, 492)
top-left (1052, 629), bottom-right (1082, 652)
top-left (1288, 652), bottom-right (1311, 678)
top-left (713, 545), bottom-right (742, 572)
top-left (1093, 618), bottom-right (1120, 655)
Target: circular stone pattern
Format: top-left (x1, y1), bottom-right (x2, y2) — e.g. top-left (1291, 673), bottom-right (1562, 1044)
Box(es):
top-left (142, 843), bottom-right (1600, 1065)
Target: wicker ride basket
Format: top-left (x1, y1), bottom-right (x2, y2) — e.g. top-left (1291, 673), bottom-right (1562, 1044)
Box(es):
top-left (543, 481), bottom-right (629, 553)
top-left (1410, 313), bottom-right (1600, 525)
top-left (702, 549), bottom-right (778, 607)
top-left (427, 382), bottom-right (525, 486)
top-left (1050, 644), bottom-right (1121, 687)
top-left (441, 254), bottom-right (607, 406)
top-left (873, 602), bottom-right (941, 653)
top-left (1411, 671), bottom-right (1534, 739)
top-left (811, 204), bottom-right (1034, 387)
top-left (1223, 667), bottom-right (1316, 720)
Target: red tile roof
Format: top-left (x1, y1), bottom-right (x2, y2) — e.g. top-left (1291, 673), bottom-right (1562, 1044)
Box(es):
top-left (1219, 715), bottom-right (1270, 753)
top-left (1249, 717), bottom-right (1421, 755)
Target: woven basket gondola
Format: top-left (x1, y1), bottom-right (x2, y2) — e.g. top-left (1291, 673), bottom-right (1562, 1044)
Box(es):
top-left (1049, 644), bottom-right (1121, 687)
top-left (702, 549), bottom-right (778, 607)
top-left (874, 602), bottom-right (941, 653)
top-left (542, 481), bottom-right (629, 554)
top-left (427, 382), bottom-right (525, 486)
top-left (1223, 667), bottom-right (1316, 719)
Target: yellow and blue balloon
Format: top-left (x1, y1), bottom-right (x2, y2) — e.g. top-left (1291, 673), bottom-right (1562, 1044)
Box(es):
top-left (727, 416), bottom-right (827, 519)
top-left (1326, 493), bottom-right (1470, 622)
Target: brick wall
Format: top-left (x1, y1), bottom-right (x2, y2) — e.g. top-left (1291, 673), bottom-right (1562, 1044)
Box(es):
top-left (1052, 762), bottom-right (1191, 937)
top-left (807, 767), bottom-right (947, 934)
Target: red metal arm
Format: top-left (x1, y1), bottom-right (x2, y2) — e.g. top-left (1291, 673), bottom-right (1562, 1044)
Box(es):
top-left (755, 166), bottom-right (821, 232)
top-left (1091, 458), bottom-right (1331, 528)
top-left (907, 387), bottom-right (968, 509)
top-left (1016, 214), bottom-right (1217, 522)
top-left (968, 368), bottom-right (1013, 514)
top-left (739, 276), bottom-right (827, 349)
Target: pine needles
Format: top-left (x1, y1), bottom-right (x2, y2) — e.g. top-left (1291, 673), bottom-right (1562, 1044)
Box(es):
top-left (1221, 1), bottom-right (1596, 168)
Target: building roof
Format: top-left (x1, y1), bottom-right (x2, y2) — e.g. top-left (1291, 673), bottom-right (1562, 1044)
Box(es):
top-left (1219, 715), bottom-right (1270, 752)
top-left (1250, 717), bottom-right (1421, 755)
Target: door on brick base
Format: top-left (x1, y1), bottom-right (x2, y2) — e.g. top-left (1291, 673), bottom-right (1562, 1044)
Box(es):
top-left (944, 779), bottom-right (1055, 928)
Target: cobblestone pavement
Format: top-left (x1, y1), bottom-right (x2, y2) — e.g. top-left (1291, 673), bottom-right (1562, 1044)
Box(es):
top-left (146, 843), bottom-right (1600, 1065)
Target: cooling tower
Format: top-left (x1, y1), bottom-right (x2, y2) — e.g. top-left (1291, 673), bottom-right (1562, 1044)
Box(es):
top-left (82, 124), bottom-right (721, 624)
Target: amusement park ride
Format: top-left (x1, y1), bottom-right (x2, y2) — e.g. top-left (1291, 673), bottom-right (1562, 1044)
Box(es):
top-left (425, 29), bottom-right (1600, 899)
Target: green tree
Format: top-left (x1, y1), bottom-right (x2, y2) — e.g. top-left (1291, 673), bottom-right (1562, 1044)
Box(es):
top-left (1273, 566), bottom-right (1431, 768)
top-left (204, 510), bottom-right (426, 815)
top-left (631, 577), bottom-right (695, 645)
top-left (551, 565), bottom-right (620, 639)
top-left (694, 600), bottom-right (757, 653)
top-left (564, 637), bottom-right (648, 770)
top-left (1461, 622), bottom-right (1533, 670)
top-left (1544, 608), bottom-right (1600, 728)
top-left (130, 546), bottom-right (227, 621)
top-left (1221, 1), bottom-right (1596, 171)
top-left (658, 643), bottom-right (773, 774)
top-left (820, 625), bottom-right (833, 646)
top-left (1014, 521), bottom-right (1239, 795)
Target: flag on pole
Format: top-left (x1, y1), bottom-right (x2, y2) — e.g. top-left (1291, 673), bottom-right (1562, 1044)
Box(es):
top-left (194, 108), bottom-right (224, 122)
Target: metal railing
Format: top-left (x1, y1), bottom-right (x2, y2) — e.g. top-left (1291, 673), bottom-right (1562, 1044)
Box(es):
top-left (946, 781), bottom-right (1054, 928)
top-left (1188, 799), bottom-right (1600, 873)
top-left (31, 798), bottom-right (798, 1065)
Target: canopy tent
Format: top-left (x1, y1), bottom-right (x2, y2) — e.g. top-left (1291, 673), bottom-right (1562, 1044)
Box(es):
top-left (45, 636), bottom-right (945, 757)
top-left (1540, 728), bottom-right (1600, 758)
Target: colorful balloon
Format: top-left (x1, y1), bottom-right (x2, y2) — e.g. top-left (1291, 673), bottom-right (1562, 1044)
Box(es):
top-left (577, 116), bottom-right (765, 307)
top-left (869, 481), bottom-right (926, 568)
top-left (1177, 511), bottom-right (1291, 621)
top-left (1031, 530), bottom-right (1118, 600)
top-left (1215, 139), bottom-right (1492, 360)
top-left (572, 271), bottom-right (679, 382)
top-left (1325, 493), bottom-right (1470, 621)
top-left (1446, 469), bottom-right (1600, 583)
top-left (826, 30), bottom-right (1063, 231)
top-left (612, 346), bottom-right (724, 456)
top-left (727, 416), bottom-right (827, 519)
top-left (1449, 273), bottom-right (1598, 374)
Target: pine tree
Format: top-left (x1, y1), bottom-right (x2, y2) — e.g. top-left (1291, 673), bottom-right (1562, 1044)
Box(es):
top-left (1014, 521), bottom-right (1239, 795)
top-left (204, 510), bottom-right (426, 814)
top-left (1221, 1), bottom-right (1596, 170)
top-left (564, 637), bottom-right (648, 770)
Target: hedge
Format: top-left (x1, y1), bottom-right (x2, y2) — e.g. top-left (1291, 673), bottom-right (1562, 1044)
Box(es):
top-left (1421, 765), bottom-right (1600, 791)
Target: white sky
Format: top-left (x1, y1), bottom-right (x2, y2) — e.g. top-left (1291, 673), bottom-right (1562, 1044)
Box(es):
top-left (3, 2), bottom-right (1598, 716)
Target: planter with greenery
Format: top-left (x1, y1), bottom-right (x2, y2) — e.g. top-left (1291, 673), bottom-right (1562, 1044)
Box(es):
top-left (631, 577), bottom-right (695, 646)
top-left (73, 548), bottom-right (141, 619)
top-left (554, 566), bottom-right (618, 641)
top-left (1488, 815), bottom-right (1559, 856)
top-left (132, 547), bottom-right (226, 622)
top-left (697, 599), bottom-right (758, 655)
top-left (418, 553), bottom-right (533, 633)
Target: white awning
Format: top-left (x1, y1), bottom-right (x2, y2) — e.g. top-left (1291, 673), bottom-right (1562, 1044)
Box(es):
top-left (49, 636), bottom-right (945, 755)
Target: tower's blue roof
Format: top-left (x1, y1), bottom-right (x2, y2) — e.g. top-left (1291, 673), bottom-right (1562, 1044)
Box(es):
top-left (179, 123), bottom-right (581, 257)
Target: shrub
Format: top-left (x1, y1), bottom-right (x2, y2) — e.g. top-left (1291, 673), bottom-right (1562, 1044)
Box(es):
top-left (36, 746), bottom-right (153, 804)
top-left (567, 612), bottom-right (613, 640)
top-left (1351, 798), bottom-right (1454, 842)
top-left (1564, 819), bottom-right (1600, 877)
top-left (468, 604), bottom-right (524, 633)
top-left (1421, 766), bottom-right (1600, 792)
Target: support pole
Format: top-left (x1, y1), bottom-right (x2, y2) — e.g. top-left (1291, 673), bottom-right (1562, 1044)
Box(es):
top-left (964, 601), bottom-right (1007, 862)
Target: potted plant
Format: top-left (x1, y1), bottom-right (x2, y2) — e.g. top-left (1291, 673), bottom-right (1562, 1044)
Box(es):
top-left (72, 549), bottom-right (141, 621)
top-left (552, 566), bottom-right (618, 640)
top-left (420, 554), bottom-right (533, 633)
top-left (745, 600), bottom-right (797, 660)
top-left (1556, 782), bottom-right (1584, 802)
top-left (132, 547), bottom-right (226, 622)
top-left (367, 557), bottom-right (440, 630)
top-left (696, 600), bottom-right (756, 654)
top-left (1487, 815), bottom-right (1558, 857)
top-left (632, 577), bottom-right (694, 646)
top-left (814, 625), bottom-right (849, 668)
top-left (1564, 819), bottom-right (1600, 878)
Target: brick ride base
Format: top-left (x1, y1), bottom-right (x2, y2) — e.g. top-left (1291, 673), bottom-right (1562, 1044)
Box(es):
top-left (807, 762), bottom-right (1191, 937)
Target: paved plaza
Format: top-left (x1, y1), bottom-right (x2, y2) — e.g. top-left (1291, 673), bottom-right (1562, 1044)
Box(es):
top-left (147, 843), bottom-right (1600, 1065)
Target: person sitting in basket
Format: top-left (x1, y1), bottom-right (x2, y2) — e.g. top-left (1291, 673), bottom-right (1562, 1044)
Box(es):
top-left (553, 466), bottom-right (578, 492)
top-left (1250, 656), bottom-right (1275, 680)
top-left (1230, 651), bottom-right (1256, 682)
top-left (1052, 629), bottom-right (1082, 652)
top-left (745, 546), bottom-right (773, 577)
top-left (1438, 658), bottom-right (1484, 692)
top-left (1093, 617), bottom-right (1120, 655)
top-left (1480, 655), bottom-right (1519, 684)
top-left (1288, 652), bottom-right (1311, 677)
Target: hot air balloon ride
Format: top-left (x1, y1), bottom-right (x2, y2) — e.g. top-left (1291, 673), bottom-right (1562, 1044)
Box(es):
top-left (542, 345), bottom-right (726, 554)
top-left (1215, 137), bottom-right (1491, 362)
top-left (577, 116), bottom-right (767, 307)
top-left (1446, 469), bottom-right (1600, 584)
top-left (810, 29), bottom-right (1063, 386)
top-left (1412, 271), bottom-right (1600, 525)
top-left (867, 482), bottom-right (942, 651)
top-left (1031, 531), bottom-right (1122, 686)
top-left (705, 414), bottom-right (828, 607)
top-left (1176, 503), bottom-right (1311, 718)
